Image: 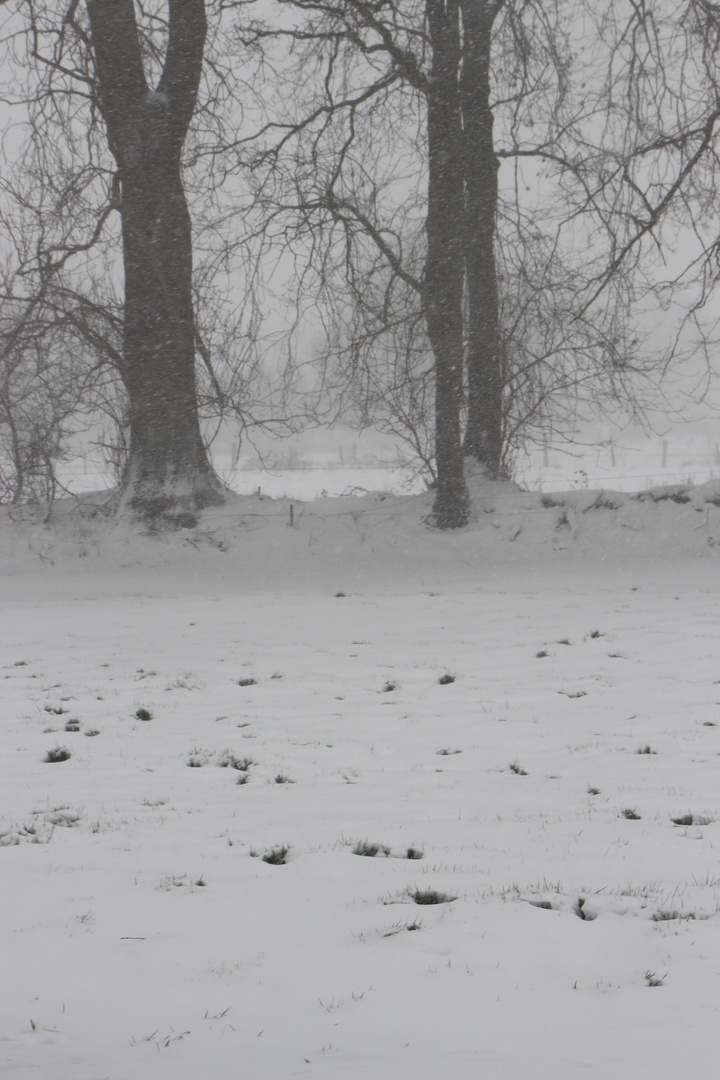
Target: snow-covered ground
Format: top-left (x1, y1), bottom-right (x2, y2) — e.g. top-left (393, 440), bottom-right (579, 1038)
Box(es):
top-left (52, 415), bottom-right (720, 500)
top-left (1, 474), bottom-right (719, 1080)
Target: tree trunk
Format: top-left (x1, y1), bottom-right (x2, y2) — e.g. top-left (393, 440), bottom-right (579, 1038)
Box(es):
top-left (87, 0), bottom-right (223, 520)
top-left (425, 0), bottom-right (470, 528)
top-left (461, 1), bottom-right (505, 477)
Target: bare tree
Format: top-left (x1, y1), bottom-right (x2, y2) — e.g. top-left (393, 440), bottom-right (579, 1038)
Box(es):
top-left (229, 0), bottom-right (490, 526)
top-left (225, 0), bottom-right (718, 526)
top-left (1, 1), bottom-right (320, 517)
top-left (225, 2), bottom-right (645, 525)
top-left (4, 0), bottom-right (716, 524)
top-left (0, 76), bottom-right (126, 511)
top-left (424, 0), bottom-right (470, 526)
top-left (569, 0), bottom-right (720, 353)
top-left (85, 0), bottom-right (224, 517)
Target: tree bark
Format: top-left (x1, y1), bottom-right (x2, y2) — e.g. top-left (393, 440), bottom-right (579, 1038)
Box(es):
top-left (86, 0), bottom-right (223, 519)
top-left (425, 0), bottom-right (470, 528)
top-left (461, 0), bottom-right (505, 477)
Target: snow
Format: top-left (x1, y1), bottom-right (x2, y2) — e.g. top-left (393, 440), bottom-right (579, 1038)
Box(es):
top-left (1, 475), bottom-right (719, 1079)
top-left (51, 415), bottom-right (720, 502)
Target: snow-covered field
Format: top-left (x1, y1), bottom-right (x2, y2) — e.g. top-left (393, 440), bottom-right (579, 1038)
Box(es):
top-left (1, 475), bottom-right (719, 1079)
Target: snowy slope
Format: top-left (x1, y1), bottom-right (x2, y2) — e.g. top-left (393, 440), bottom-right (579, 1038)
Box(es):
top-left (1, 478), bottom-right (719, 1080)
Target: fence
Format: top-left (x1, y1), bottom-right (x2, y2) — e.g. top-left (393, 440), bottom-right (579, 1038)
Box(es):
top-left (50, 435), bottom-right (719, 501)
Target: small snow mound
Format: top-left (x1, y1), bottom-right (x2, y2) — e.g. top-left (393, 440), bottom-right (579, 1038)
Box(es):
top-left (691, 478), bottom-right (720, 507)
